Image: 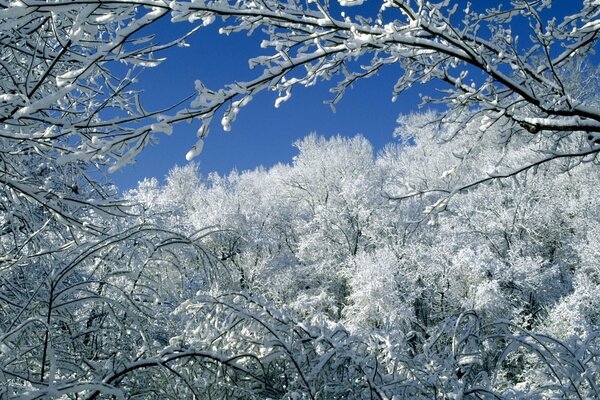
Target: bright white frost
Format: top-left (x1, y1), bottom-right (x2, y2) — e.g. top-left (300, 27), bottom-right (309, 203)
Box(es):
top-left (2, 1), bottom-right (600, 397)
top-left (121, 129), bottom-right (600, 398)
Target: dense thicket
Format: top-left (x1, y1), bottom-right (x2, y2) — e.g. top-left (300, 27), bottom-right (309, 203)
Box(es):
top-left (3, 109), bottom-right (599, 398)
top-left (2, 0), bottom-right (600, 398)
top-left (123, 116), bottom-right (600, 398)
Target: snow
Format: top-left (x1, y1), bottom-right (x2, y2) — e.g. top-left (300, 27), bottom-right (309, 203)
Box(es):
top-left (150, 121), bottom-right (173, 135)
top-left (56, 69), bottom-right (85, 87)
top-left (186, 139), bottom-right (204, 161)
top-left (275, 89), bottom-right (292, 108)
top-left (338, 0), bottom-right (364, 6)
top-left (3, 0), bottom-right (600, 398)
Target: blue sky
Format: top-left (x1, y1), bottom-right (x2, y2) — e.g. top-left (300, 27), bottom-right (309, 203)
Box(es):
top-left (110, 4), bottom-right (438, 190)
top-left (110, 1), bottom-right (582, 190)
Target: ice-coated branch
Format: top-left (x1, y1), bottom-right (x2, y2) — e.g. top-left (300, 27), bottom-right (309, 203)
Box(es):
top-left (386, 142), bottom-right (600, 213)
top-left (164, 0), bottom-right (600, 153)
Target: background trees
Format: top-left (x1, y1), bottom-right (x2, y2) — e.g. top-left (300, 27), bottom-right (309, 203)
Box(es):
top-left (2, 0), bottom-right (600, 398)
top-left (127, 127), bottom-right (600, 398)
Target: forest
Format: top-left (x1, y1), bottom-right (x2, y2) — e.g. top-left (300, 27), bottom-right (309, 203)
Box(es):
top-left (1, 0), bottom-right (600, 398)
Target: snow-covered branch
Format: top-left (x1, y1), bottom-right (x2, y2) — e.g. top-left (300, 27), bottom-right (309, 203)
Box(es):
top-left (162, 0), bottom-right (600, 160)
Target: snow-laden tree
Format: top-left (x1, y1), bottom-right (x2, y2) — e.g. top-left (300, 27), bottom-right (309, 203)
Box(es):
top-left (5, 124), bottom-right (598, 397)
top-left (128, 130), bottom-right (600, 398)
top-left (0, 0), bottom-right (183, 229)
top-left (2, 0), bottom-right (600, 398)
top-left (0, 4), bottom-right (213, 396)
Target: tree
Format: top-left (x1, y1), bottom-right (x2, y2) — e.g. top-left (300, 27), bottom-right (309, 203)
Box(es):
top-left (2, 0), bottom-right (600, 398)
top-left (130, 132), bottom-right (600, 398)
top-left (0, 4), bottom-right (211, 396)
top-left (0, 0), bottom-right (202, 232)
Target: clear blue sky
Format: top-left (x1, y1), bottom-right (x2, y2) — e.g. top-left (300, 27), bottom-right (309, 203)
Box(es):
top-left (111, 21), bottom-right (423, 190)
top-left (110, 1), bottom-right (582, 190)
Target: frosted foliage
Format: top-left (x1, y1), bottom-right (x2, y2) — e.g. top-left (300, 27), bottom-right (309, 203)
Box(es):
top-left (545, 224), bottom-right (600, 340)
top-left (166, 0), bottom-right (600, 178)
top-left (3, 0), bottom-right (600, 396)
top-left (576, 224), bottom-right (600, 277)
top-left (165, 163), bottom-right (203, 203)
top-left (2, 122), bottom-right (600, 397)
top-left (119, 127), bottom-right (600, 398)
top-left (0, 0), bottom-right (196, 232)
top-left (505, 253), bottom-right (560, 296)
top-left (545, 276), bottom-right (600, 340)
top-left (450, 248), bottom-right (504, 311)
top-left (290, 135), bottom-right (381, 263)
top-left (344, 248), bottom-right (413, 332)
top-left (472, 280), bottom-right (507, 316)
top-left (132, 177), bottom-right (161, 207)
